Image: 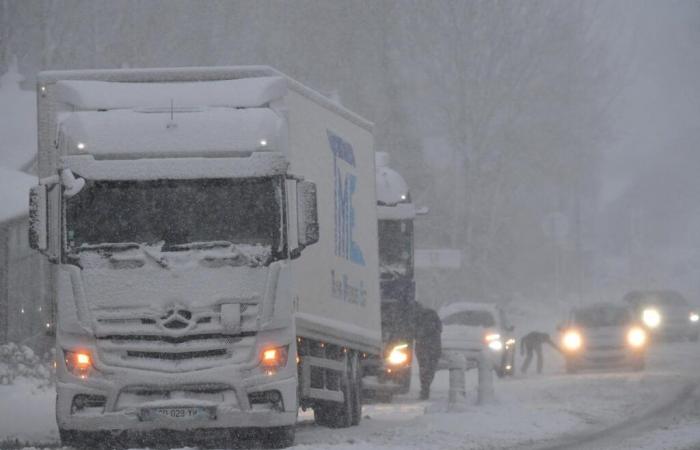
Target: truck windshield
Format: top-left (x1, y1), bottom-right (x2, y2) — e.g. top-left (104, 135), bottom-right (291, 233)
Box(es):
top-left (378, 220), bottom-right (413, 279)
top-left (65, 177), bottom-right (283, 256)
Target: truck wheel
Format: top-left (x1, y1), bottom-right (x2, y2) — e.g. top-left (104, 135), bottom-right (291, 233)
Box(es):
top-left (261, 426), bottom-right (295, 449)
top-left (350, 352), bottom-right (362, 426)
top-left (397, 368), bottom-right (412, 394)
top-left (313, 358), bottom-right (353, 428)
top-left (60, 429), bottom-right (114, 450)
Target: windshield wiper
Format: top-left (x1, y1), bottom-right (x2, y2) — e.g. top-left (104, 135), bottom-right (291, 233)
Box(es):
top-left (74, 243), bottom-right (141, 253)
top-left (141, 244), bottom-right (170, 269)
top-left (164, 241), bottom-right (234, 251)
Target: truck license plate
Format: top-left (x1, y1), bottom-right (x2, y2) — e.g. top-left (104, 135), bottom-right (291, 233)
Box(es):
top-left (141, 406), bottom-right (214, 421)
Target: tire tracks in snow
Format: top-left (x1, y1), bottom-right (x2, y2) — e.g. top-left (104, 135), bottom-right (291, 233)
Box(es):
top-left (516, 378), bottom-right (700, 450)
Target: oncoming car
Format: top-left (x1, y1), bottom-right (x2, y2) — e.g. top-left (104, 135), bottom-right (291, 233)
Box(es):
top-left (623, 290), bottom-right (699, 342)
top-left (438, 302), bottom-right (516, 377)
top-left (559, 303), bottom-right (647, 373)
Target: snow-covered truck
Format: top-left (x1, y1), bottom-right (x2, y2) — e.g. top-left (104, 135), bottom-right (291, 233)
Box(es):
top-left (28, 66), bottom-right (381, 448)
top-left (362, 152), bottom-right (419, 401)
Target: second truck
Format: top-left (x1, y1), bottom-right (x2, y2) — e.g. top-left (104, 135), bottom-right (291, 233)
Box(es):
top-left (29, 66), bottom-right (381, 448)
top-left (362, 152), bottom-right (420, 401)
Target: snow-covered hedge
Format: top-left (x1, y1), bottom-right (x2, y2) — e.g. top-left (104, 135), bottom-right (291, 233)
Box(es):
top-left (0, 343), bottom-right (54, 386)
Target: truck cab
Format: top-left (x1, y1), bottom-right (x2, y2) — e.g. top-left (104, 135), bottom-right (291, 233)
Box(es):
top-left (362, 152), bottom-right (418, 399)
top-left (29, 67), bottom-right (381, 448)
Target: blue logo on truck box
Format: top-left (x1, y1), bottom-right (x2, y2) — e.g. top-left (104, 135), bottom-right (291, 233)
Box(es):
top-left (328, 130), bottom-right (365, 266)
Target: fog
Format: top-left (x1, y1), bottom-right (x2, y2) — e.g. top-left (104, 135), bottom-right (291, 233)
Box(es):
top-left (1, 1), bottom-right (700, 449)
top-left (3, 1), bottom-right (699, 306)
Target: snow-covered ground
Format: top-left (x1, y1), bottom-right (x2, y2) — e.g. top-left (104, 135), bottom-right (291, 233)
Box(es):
top-left (1, 339), bottom-right (698, 450)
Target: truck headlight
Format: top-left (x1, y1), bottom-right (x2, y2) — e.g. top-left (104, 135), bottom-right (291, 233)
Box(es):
top-left (386, 343), bottom-right (410, 366)
top-left (260, 345), bottom-right (289, 375)
top-left (642, 308), bottom-right (661, 328)
top-left (484, 333), bottom-right (502, 351)
top-left (627, 327), bottom-right (647, 348)
top-left (64, 350), bottom-right (94, 379)
top-left (562, 330), bottom-right (582, 352)
top-left (690, 312), bottom-right (699, 323)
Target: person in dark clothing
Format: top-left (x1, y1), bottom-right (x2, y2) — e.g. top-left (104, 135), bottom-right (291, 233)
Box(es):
top-left (414, 305), bottom-right (442, 400)
top-left (520, 331), bottom-right (560, 374)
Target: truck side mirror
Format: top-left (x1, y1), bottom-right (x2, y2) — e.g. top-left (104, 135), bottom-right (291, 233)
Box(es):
top-left (29, 184), bottom-right (48, 252)
top-left (297, 180), bottom-right (319, 247)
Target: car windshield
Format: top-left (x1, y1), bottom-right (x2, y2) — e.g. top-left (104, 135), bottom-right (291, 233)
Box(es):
top-left (378, 219), bottom-right (413, 279)
top-left (574, 307), bottom-right (632, 328)
top-left (65, 177), bottom-right (283, 254)
top-left (442, 310), bottom-right (496, 327)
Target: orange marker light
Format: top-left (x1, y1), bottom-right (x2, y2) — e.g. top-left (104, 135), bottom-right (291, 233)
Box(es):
top-left (76, 353), bottom-right (91, 366)
top-left (260, 346), bottom-right (289, 373)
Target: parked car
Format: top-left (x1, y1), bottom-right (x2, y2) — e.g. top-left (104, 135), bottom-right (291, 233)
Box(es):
top-left (438, 302), bottom-right (516, 377)
top-left (623, 290), bottom-right (699, 342)
top-left (559, 303), bottom-right (647, 373)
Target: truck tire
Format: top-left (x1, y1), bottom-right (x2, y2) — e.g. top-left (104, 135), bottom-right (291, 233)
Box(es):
top-left (261, 425), bottom-right (295, 449)
top-left (59, 429), bottom-right (115, 450)
top-left (349, 352), bottom-right (362, 426)
top-left (314, 357), bottom-right (354, 428)
top-left (396, 368), bottom-right (412, 395)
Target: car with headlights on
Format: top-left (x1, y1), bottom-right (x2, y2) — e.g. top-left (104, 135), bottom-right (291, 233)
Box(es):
top-left (623, 290), bottom-right (699, 342)
top-left (559, 303), bottom-right (647, 373)
top-left (438, 302), bottom-right (516, 377)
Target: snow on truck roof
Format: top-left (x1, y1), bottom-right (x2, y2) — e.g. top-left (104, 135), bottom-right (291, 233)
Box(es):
top-left (375, 151), bottom-right (415, 220)
top-left (38, 65), bottom-right (372, 131)
top-left (55, 77), bottom-right (288, 110)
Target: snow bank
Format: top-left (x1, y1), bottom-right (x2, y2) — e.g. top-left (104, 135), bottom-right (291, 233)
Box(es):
top-left (0, 378), bottom-right (57, 443)
top-left (0, 166), bottom-right (36, 222)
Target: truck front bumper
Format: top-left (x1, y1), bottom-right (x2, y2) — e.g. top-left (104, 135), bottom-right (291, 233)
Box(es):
top-left (56, 367), bottom-right (298, 432)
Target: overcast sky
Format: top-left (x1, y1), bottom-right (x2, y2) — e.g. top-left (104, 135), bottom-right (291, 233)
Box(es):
top-left (603, 0), bottom-right (700, 206)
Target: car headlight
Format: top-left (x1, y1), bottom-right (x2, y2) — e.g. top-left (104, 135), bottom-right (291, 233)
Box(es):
top-left (642, 308), bottom-right (661, 328)
top-left (562, 330), bottom-right (582, 352)
top-left (386, 343), bottom-right (410, 366)
top-left (484, 333), bottom-right (503, 351)
top-left (627, 327), bottom-right (647, 348)
top-left (689, 312), bottom-right (699, 323)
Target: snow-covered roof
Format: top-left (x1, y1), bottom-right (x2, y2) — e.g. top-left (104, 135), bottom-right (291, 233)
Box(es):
top-left (55, 76), bottom-right (287, 110)
top-left (375, 151), bottom-right (414, 219)
top-left (38, 66), bottom-right (372, 132)
top-left (0, 57), bottom-right (37, 170)
top-left (62, 153), bottom-right (289, 181)
top-left (438, 301), bottom-right (499, 320)
top-left (0, 166), bottom-right (35, 222)
top-left (58, 107), bottom-right (283, 158)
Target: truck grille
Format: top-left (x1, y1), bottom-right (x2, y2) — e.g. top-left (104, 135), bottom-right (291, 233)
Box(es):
top-left (93, 304), bottom-right (259, 372)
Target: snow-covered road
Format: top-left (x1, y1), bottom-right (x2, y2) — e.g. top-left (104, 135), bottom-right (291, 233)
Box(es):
top-left (1, 340), bottom-right (698, 450)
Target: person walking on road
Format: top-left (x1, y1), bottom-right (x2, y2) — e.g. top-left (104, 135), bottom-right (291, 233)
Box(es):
top-left (414, 304), bottom-right (442, 400)
top-left (520, 331), bottom-right (560, 374)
